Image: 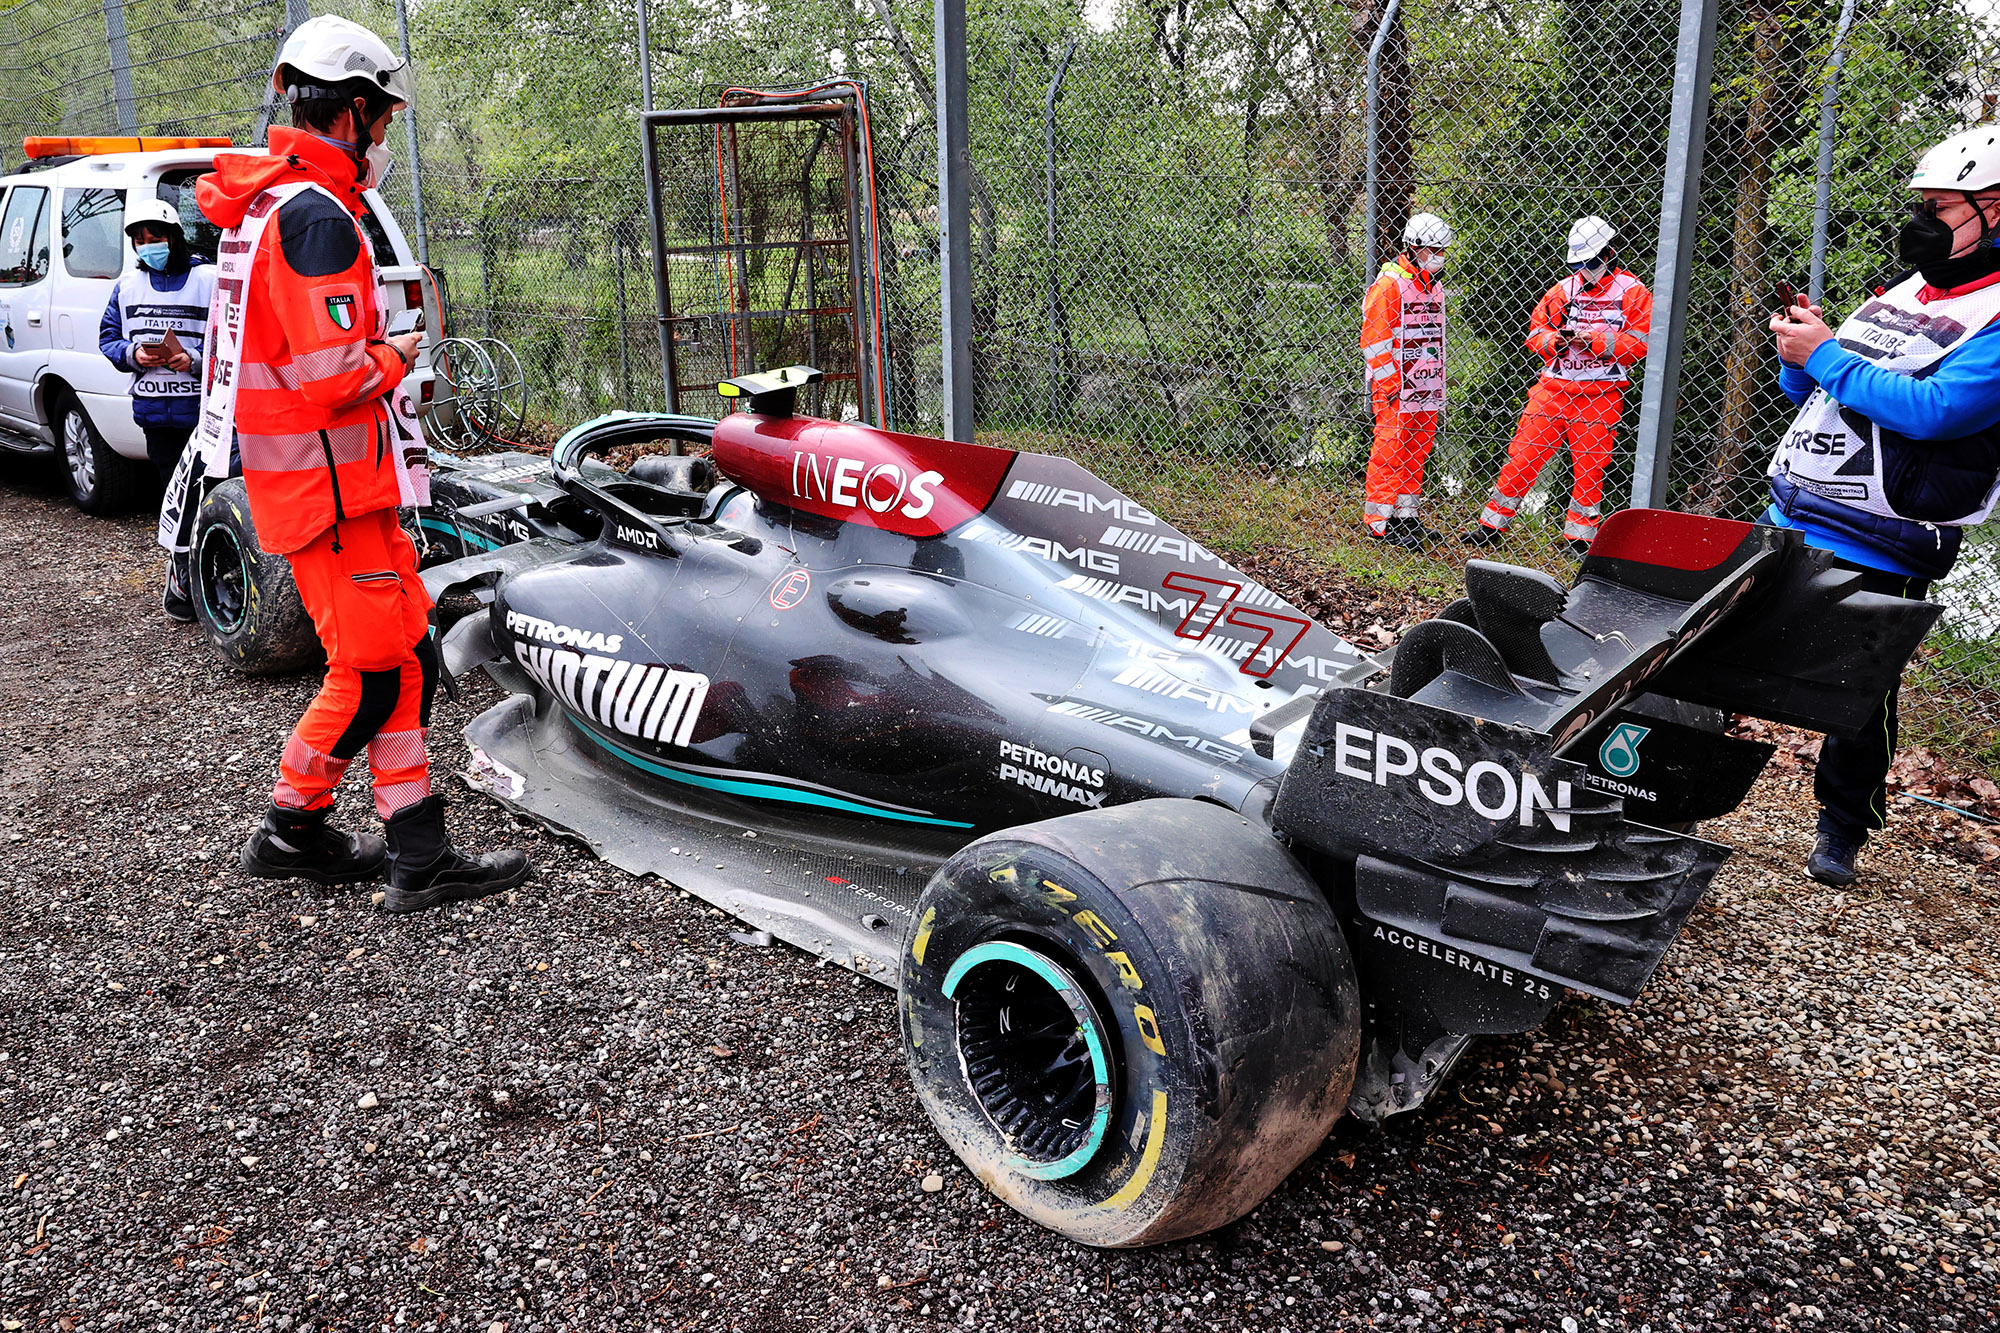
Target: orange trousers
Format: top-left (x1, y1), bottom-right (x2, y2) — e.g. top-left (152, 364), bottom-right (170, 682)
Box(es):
top-left (1476, 380), bottom-right (1623, 541)
top-left (1362, 391), bottom-right (1438, 536)
top-left (273, 508), bottom-right (438, 819)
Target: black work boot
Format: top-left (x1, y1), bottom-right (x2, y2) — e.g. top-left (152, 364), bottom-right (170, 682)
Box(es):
top-left (383, 795), bottom-right (530, 913)
top-left (162, 553), bottom-right (195, 624)
top-left (1462, 524), bottom-right (1506, 549)
top-left (1805, 830), bottom-right (1862, 887)
top-left (240, 804), bottom-right (386, 885)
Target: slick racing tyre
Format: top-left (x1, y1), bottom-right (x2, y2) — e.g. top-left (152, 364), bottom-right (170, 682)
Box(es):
top-left (57, 392), bottom-right (148, 516)
top-left (193, 479), bottom-right (322, 676)
top-left (899, 799), bottom-right (1361, 1247)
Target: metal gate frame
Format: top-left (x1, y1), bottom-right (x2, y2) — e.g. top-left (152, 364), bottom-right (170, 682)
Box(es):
top-left (639, 98), bottom-right (881, 423)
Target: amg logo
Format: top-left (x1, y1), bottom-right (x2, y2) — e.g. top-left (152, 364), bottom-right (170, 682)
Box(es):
top-left (1096, 525), bottom-right (1227, 566)
top-left (1006, 480), bottom-right (1157, 525)
top-left (614, 524), bottom-right (659, 550)
top-left (957, 520), bottom-right (1119, 573)
top-left (516, 644), bottom-right (709, 748)
top-left (792, 452), bottom-right (942, 519)
top-left (1325, 722), bottom-right (1573, 831)
top-left (505, 610), bottom-right (623, 655)
top-left (1111, 664), bottom-right (1263, 716)
top-left (1047, 700), bottom-right (1243, 762)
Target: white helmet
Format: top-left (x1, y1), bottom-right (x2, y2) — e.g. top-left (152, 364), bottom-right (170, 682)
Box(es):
top-left (123, 197), bottom-right (182, 239)
top-left (271, 15), bottom-right (411, 110)
top-left (1403, 212), bottom-right (1454, 250)
top-left (1567, 215), bottom-right (1618, 264)
top-left (1908, 127), bottom-right (2000, 191)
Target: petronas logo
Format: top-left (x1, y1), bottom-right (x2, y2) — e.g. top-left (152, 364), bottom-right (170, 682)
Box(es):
top-left (1599, 723), bottom-right (1650, 779)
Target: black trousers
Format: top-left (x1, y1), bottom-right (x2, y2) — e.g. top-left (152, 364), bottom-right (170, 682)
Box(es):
top-left (1815, 562), bottom-right (1931, 843)
top-left (143, 425), bottom-right (194, 486)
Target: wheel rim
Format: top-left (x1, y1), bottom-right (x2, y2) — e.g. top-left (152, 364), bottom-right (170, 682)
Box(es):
top-left (62, 408), bottom-right (96, 494)
top-left (944, 940), bottom-right (1113, 1181)
top-left (197, 521), bottom-right (250, 634)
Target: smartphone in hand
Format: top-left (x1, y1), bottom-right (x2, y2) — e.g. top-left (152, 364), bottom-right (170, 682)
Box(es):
top-left (386, 307), bottom-right (424, 339)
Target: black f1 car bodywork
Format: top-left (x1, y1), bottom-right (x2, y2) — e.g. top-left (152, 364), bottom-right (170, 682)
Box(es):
top-left (419, 367), bottom-right (1938, 1246)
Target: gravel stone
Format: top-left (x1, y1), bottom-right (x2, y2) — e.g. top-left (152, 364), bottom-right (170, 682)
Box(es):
top-left (2, 469), bottom-right (1995, 1331)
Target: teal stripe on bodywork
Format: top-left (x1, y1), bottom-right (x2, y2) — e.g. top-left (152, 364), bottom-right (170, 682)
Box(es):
top-left (421, 518), bottom-right (499, 551)
top-left (570, 717), bottom-right (975, 828)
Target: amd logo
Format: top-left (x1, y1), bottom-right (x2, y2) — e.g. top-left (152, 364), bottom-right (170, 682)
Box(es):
top-left (1326, 722), bottom-right (1574, 831)
top-left (613, 524), bottom-right (659, 550)
top-left (792, 451), bottom-right (943, 520)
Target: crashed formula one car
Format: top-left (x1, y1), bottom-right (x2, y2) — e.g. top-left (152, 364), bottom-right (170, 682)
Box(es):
top-left (418, 367), bottom-right (1936, 1247)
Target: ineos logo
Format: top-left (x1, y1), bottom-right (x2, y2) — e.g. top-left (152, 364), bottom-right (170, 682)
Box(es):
top-left (792, 451), bottom-right (942, 519)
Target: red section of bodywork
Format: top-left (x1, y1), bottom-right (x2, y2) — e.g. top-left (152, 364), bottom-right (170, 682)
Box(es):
top-left (712, 413), bottom-right (1017, 538)
top-left (1587, 508), bottom-right (1756, 572)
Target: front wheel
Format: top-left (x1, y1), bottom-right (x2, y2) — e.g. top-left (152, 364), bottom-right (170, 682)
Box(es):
top-left (57, 393), bottom-right (148, 516)
top-left (192, 479), bottom-right (322, 675)
top-left (899, 799), bottom-right (1361, 1247)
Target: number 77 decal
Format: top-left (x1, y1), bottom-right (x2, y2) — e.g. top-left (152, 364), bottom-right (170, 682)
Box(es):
top-left (1160, 572), bottom-right (1311, 678)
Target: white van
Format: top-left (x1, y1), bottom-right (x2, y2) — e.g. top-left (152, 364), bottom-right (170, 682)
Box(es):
top-left (0, 136), bottom-right (437, 514)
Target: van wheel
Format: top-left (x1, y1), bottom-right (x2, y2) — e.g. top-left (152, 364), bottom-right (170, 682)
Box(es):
top-left (58, 393), bottom-right (148, 515)
top-left (899, 799), bottom-right (1361, 1247)
top-left (193, 479), bottom-right (323, 675)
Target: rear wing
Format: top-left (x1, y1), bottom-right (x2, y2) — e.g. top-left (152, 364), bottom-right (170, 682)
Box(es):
top-left (1270, 509), bottom-right (1939, 1102)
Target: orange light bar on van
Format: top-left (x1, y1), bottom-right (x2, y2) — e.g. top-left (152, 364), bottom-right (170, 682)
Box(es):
top-left (23, 136), bottom-right (232, 159)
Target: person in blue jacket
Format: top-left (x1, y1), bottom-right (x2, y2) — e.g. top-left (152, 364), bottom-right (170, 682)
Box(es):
top-left (100, 197), bottom-right (216, 620)
top-left (1767, 127), bottom-right (2000, 888)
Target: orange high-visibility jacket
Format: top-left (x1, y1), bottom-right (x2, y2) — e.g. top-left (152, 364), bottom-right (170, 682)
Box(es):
top-left (1360, 256), bottom-right (1442, 401)
top-left (195, 127), bottom-right (408, 554)
top-left (1525, 269), bottom-right (1652, 384)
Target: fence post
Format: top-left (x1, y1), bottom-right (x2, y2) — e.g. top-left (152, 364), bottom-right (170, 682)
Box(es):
top-left (1044, 34), bottom-right (1078, 424)
top-left (103, 0), bottom-right (136, 133)
top-left (254, 0), bottom-right (312, 146)
top-left (634, 0), bottom-right (677, 409)
top-left (1630, 0), bottom-right (1719, 511)
top-left (1809, 0), bottom-right (1859, 305)
top-left (936, 0), bottom-right (974, 441)
top-left (1361, 0), bottom-right (1402, 282)
top-left (393, 0), bottom-right (429, 267)
top-left (613, 224), bottom-right (633, 405)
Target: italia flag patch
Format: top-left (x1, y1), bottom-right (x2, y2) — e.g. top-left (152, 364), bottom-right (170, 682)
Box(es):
top-left (325, 293), bottom-right (356, 330)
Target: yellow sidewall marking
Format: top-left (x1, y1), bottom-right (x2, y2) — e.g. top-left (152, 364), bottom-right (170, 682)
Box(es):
top-left (911, 907), bottom-right (937, 965)
top-left (1103, 1089), bottom-right (1168, 1211)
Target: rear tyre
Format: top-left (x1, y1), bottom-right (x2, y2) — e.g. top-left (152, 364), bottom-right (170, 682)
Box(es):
top-left (193, 479), bottom-right (322, 676)
top-left (57, 393), bottom-right (148, 516)
top-left (899, 799), bottom-right (1361, 1247)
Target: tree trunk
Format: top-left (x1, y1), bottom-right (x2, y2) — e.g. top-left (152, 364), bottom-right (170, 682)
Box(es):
top-left (1691, 5), bottom-right (1786, 516)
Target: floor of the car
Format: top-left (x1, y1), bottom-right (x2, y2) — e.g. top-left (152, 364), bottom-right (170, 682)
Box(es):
top-left (460, 679), bottom-right (966, 984)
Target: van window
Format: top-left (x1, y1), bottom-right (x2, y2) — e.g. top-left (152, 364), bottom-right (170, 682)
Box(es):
top-left (0, 185), bottom-right (51, 286)
top-left (62, 187), bottom-right (126, 279)
top-left (156, 169), bottom-right (220, 261)
top-left (360, 201), bottom-right (396, 265)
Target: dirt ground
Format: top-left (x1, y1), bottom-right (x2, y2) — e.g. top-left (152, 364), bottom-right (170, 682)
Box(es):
top-left (1, 458), bottom-right (1996, 1333)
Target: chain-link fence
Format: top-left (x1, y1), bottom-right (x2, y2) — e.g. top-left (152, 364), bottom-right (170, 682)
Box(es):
top-left (0, 0), bottom-right (1993, 763)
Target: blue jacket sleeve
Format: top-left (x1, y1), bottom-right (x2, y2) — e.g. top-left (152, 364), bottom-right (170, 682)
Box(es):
top-left (98, 281), bottom-right (131, 371)
top-left (1802, 316), bottom-right (2000, 440)
top-left (1777, 361), bottom-right (1817, 406)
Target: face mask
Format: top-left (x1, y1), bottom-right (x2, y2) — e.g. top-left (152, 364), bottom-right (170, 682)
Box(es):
top-left (134, 242), bottom-right (172, 271)
top-left (1418, 251), bottom-right (1445, 274)
top-left (362, 141), bottom-right (393, 191)
top-left (1899, 200), bottom-right (1957, 268)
